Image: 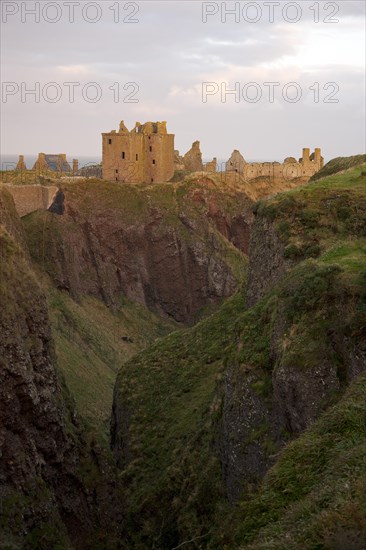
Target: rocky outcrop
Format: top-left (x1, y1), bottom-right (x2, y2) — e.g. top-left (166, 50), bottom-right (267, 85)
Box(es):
top-left (183, 140), bottom-right (203, 172)
top-left (0, 187), bottom-right (122, 548)
top-left (77, 164), bottom-right (102, 178)
top-left (245, 212), bottom-right (291, 308)
top-left (221, 365), bottom-right (271, 502)
top-left (221, 270), bottom-right (366, 503)
top-left (24, 180), bottom-right (251, 324)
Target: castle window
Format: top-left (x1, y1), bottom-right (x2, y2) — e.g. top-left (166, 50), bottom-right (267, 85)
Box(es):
top-left (109, 139), bottom-right (112, 145)
top-left (151, 178), bottom-right (154, 183)
top-left (152, 159), bottom-right (156, 165)
top-left (115, 169), bottom-right (118, 173)
top-left (122, 152), bottom-right (125, 159)
top-left (136, 154), bottom-right (138, 161)
top-left (149, 146), bottom-right (152, 152)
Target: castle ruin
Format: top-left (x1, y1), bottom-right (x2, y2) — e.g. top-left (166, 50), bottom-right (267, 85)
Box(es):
top-left (33, 153), bottom-right (72, 173)
top-left (102, 120), bottom-right (174, 183)
top-left (223, 147), bottom-right (323, 180)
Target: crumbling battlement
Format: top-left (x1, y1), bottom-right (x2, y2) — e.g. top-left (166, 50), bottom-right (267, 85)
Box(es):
top-left (174, 142), bottom-right (323, 181)
top-left (102, 120), bottom-right (174, 183)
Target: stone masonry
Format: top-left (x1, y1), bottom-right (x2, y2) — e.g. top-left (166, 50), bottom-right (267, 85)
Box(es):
top-left (102, 120), bottom-right (174, 183)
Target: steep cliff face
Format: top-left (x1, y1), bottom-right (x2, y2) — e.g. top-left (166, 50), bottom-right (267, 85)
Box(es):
top-left (221, 260), bottom-right (366, 505)
top-left (245, 213), bottom-right (291, 308)
top-left (23, 178), bottom-right (251, 324)
top-left (111, 164), bottom-right (366, 548)
top-left (234, 373), bottom-right (366, 549)
top-left (0, 187), bottom-right (122, 549)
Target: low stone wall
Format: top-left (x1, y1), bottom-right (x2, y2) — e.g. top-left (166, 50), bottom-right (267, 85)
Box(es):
top-left (4, 184), bottom-right (59, 218)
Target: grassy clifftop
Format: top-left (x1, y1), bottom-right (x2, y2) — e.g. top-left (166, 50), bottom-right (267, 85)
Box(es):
top-left (310, 154), bottom-right (366, 182)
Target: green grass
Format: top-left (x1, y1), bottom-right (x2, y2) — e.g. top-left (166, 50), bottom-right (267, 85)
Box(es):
top-left (113, 286), bottom-right (247, 548)
top-left (46, 284), bottom-right (175, 445)
top-left (253, 165), bottom-right (366, 267)
top-left (310, 154), bottom-right (366, 181)
top-left (320, 240), bottom-right (366, 274)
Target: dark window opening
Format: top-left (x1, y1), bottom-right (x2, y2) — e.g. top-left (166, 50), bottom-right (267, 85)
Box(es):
top-left (115, 177), bottom-right (118, 181)
top-left (152, 159), bottom-right (156, 165)
top-left (115, 169), bottom-right (118, 173)
top-left (151, 178), bottom-right (154, 183)
top-left (136, 154), bottom-right (138, 161)
top-left (149, 146), bottom-right (152, 152)
top-left (108, 139), bottom-right (112, 145)
top-left (122, 152), bottom-right (125, 159)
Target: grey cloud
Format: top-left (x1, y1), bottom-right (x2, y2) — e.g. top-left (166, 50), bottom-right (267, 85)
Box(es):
top-left (1, 0), bottom-right (365, 160)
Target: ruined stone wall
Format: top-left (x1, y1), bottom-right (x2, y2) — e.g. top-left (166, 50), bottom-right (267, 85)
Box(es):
top-left (33, 153), bottom-right (71, 173)
top-left (4, 184), bottom-right (59, 217)
top-left (225, 148), bottom-right (324, 181)
top-left (182, 141), bottom-right (203, 172)
top-left (205, 158), bottom-right (217, 172)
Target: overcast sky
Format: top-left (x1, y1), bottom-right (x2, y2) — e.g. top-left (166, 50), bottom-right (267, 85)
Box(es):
top-left (1, 0), bottom-right (365, 162)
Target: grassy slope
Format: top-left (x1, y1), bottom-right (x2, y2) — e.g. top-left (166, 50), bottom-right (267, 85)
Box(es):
top-left (113, 165), bottom-right (366, 548)
top-left (113, 285), bottom-right (247, 548)
top-left (47, 285), bottom-right (174, 444)
top-left (310, 154), bottom-right (366, 182)
top-left (255, 163), bottom-right (366, 267)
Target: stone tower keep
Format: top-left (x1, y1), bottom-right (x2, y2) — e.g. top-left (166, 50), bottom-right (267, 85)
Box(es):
top-left (102, 120), bottom-right (175, 183)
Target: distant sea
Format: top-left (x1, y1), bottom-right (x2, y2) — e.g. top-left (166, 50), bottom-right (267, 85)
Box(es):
top-left (0, 154), bottom-right (270, 172)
